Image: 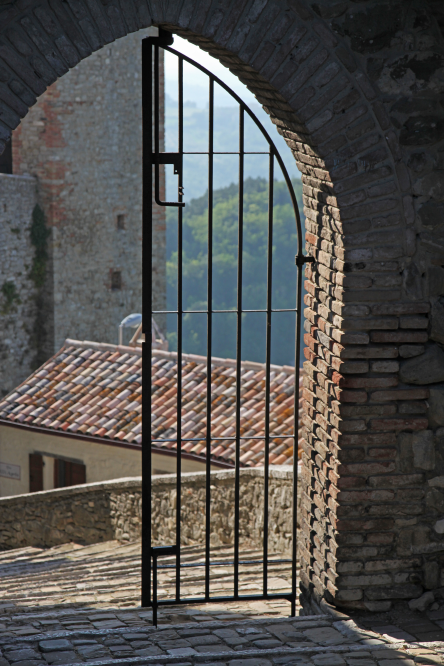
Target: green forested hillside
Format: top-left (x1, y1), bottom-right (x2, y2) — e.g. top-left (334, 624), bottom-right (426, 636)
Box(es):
top-left (166, 177), bottom-right (306, 366)
top-left (165, 95), bottom-right (300, 201)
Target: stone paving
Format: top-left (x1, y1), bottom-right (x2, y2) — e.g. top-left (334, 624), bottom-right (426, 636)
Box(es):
top-left (0, 540), bottom-right (295, 614)
top-left (1, 541), bottom-right (444, 666)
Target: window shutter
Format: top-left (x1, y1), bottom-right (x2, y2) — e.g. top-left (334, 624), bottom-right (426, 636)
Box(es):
top-left (29, 453), bottom-right (43, 492)
top-left (69, 462), bottom-right (86, 486)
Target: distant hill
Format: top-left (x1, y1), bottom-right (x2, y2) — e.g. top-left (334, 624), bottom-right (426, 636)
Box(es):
top-left (166, 176), bottom-right (306, 367)
top-left (165, 94), bottom-right (300, 202)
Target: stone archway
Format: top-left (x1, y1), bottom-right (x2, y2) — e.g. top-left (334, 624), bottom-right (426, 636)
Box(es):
top-left (1, 0), bottom-right (443, 614)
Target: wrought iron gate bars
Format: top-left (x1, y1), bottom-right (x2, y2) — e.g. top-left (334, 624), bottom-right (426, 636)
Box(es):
top-left (141, 29), bottom-right (311, 625)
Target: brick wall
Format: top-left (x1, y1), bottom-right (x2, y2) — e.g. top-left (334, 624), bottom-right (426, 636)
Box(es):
top-left (0, 0), bottom-right (443, 613)
top-left (10, 28), bottom-right (166, 355)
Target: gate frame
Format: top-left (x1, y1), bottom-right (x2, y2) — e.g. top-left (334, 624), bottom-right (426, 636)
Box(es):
top-left (141, 29), bottom-right (313, 624)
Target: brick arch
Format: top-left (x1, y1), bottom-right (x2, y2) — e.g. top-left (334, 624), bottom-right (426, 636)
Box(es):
top-left (1, 0), bottom-right (444, 615)
top-left (0, 1), bottom-right (402, 199)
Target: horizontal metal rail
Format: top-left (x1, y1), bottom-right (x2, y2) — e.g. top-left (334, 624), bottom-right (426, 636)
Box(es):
top-left (142, 28), bottom-right (308, 625)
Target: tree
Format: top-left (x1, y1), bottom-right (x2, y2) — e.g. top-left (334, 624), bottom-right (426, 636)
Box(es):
top-left (166, 177), bottom-right (305, 366)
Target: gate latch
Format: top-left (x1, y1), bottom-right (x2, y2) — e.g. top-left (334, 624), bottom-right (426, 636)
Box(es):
top-left (151, 544), bottom-right (178, 626)
top-left (153, 152), bottom-right (185, 207)
top-left (154, 152), bottom-right (181, 176)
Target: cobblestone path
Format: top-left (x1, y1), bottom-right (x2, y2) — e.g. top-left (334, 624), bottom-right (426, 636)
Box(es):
top-left (1, 541), bottom-right (444, 666)
top-left (0, 540), bottom-right (295, 616)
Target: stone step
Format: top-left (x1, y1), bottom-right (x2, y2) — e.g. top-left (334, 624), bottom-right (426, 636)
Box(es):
top-left (2, 540), bottom-right (444, 666)
top-left (0, 612), bottom-right (443, 666)
top-left (0, 540), bottom-right (297, 616)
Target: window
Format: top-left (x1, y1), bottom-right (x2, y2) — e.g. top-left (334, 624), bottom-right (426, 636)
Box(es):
top-left (54, 459), bottom-right (86, 488)
top-left (30, 454), bottom-right (86, 492)
top-left (111, 270), bottom-right (122, 290)
top-left (116, 214), bottom-right (125, 229)
top-left (29, 453), bottom-right (43, 492)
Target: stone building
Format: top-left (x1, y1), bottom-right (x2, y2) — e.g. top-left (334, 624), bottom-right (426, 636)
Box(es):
top-left (0, 27), bottom-right (166, 396)
top-left (0, 0), bottom-right (444, 617)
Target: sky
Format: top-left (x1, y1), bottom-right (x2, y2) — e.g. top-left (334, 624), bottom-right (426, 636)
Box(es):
top-left (163, 35), bottom-right (301, 188)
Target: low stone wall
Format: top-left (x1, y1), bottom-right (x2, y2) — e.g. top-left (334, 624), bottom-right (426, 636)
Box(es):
top-left (0, 467), bottom-right (299, 555)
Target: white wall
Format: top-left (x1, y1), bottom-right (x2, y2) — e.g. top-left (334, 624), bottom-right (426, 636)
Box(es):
top-left (0, 425), bottom-right (211, 497)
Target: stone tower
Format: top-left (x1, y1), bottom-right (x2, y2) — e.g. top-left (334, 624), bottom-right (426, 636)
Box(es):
top-left (0, 28), bottom-right (165, 394)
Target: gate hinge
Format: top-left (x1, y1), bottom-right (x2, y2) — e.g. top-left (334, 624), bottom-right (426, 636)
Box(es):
top-left (147, 28), bottom-right (174, 47)
top-left (295, 254), bottom-right (315, 267)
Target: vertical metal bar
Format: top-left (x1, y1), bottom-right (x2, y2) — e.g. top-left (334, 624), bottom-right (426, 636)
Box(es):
top-left (205, 77), bottom-right (214, 601)
top-left (175, 54), bottom-right (184, 602)
top-left (141, 37), bottom-right (152, 608)
top-left (152, 555), bottom-right (158, 626)
top-left (263, 151), bottom-right (274, 597)
top-left (292, 261), bottom-right (303, 616)
top-left (154, 44), bottom-right (161, 206)
top-left (234, 106), bottom-right (244, 599)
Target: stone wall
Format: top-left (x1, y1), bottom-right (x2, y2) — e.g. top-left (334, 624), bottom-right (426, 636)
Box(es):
top-left (294, 3), bottom-right (444, 614)
top-left (0, 0), bottom-right (443, 615)
top-left (0, 173), bottom-right (37, 397)
top-left (10, 28), bottom-right (166, 356)
top-left (0, 468), bottom-right (297, 555)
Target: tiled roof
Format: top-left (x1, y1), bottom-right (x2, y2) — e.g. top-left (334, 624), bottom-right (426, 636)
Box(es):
top-left (0, 339), bottom-right (303, 468)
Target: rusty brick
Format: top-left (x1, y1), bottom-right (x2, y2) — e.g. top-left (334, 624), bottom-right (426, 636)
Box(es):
top-left (336, 518), bottom-right (394, 532)
top-left (399, 316), bottom-right (429, 329)
top-left (340, 432), bottom-right (397, 446)
top-left (365, 558), bottom-right (421, 572)
top-left (340, 317), bottom-right (399, 331)
top-left (370, 417), bottom-right (429, 431)
top-left (340, 346), bottom-right (398, 359)
top-left (368, 474), bottom-right (424, 488)
top-left (366, 532), bottom-right (395, 544)
top-left (339, 390), bottom-right (367, 403)
top-left (340, 489), bottom-right (395, 502)
top-left (340, 461), bottom-right (396, 476)
top-left (368, 448), bottom-right (397, 459)
top-left (339, 404), bottom-right (396, 417)
top-left (371, 302), bottom-right (430, 316)
top-left (371, 331), bottom-right (428, 343)
top-left (337, 476), bottom-right (367, 489)
top-left (335, 375), bottom-right (398, 389)
top-left (371, 360), bottom-right (399, 373)
top-left (370, 389), bottom-right (429, 402)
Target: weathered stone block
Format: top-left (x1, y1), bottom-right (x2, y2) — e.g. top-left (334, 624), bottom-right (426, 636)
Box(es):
top-left (408, 590), bottom-right (435, 611)
top-left (399, 345), bottom-right (425, 359)
top-left (426, 489), bottom-right (444, 513)
top-left (424, 561), bottom-right (440, 589)
top-left (428, 385), bottom-right (444, 428)
top-left (399, 345), bottom-right (444, 385)
top-left (365, 584), bottom-right (423, 600)
top-left (430, 298), bottom-right (444, 345)
top-left (397, 526), bottom-right (431, 556)
top-left (412, 430), bottom-right (435, 471)
top-left (400, 117), bottom-right (444, 146)
top-left (413, 172), bottom-right (444, 201)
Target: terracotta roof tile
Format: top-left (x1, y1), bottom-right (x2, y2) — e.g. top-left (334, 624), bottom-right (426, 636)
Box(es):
top-left (0, 339), bottom-right (303, 468)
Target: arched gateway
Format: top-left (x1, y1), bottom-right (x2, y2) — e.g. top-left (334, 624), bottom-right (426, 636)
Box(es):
top-left (1, 0), bottom-right (443, 615)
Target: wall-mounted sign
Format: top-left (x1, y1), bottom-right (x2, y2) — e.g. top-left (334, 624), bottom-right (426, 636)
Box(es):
top-left (0, 462), bottom-right (21, 480)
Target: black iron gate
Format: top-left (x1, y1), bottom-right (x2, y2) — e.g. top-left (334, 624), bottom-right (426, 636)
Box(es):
top-left (141, 29), bottom-right (311, 624)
